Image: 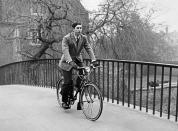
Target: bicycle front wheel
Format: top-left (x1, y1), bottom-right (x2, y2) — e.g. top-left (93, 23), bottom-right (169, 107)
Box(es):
top-left (80, 83), bottom-right (103, 121)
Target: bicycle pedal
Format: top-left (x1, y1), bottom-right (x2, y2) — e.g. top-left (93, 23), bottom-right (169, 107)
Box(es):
top-left (73, 96), bottom-right (77, 100)
top-left (70, 101), bottom-right (74, 105)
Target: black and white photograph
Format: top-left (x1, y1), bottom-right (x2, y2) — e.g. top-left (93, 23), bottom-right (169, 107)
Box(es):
top-left (0, 0), bottom-right (178, 130)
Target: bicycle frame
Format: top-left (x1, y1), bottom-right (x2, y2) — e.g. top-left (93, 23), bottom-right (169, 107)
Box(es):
top-left (70, 65), bottom-right (100, 102)
top-left (56, 64), bottom-right (103, 121)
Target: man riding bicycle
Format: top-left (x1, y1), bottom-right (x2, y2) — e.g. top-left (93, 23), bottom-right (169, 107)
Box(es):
top-left (59, 22), bottom-right (97, 109)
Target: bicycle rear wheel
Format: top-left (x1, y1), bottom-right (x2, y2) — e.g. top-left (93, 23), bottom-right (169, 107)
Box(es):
top-left (80, 83), bottom-right (103, 121)
top-left (56, 79), bottom-right (64, 107)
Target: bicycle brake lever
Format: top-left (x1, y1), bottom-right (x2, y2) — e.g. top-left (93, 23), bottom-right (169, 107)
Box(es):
top-left (91, 64), bottom-right (100, 69)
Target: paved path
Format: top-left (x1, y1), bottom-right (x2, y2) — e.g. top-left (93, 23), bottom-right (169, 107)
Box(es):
top-left (0, 85), bottom-right (177, 131)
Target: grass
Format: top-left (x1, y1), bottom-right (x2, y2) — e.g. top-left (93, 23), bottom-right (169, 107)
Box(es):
top-left (89, 68), bottom-right (178, 117)
top-left (130, 87), bottom-right (178, 116)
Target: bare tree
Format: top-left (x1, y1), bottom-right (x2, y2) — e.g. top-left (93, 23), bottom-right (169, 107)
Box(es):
top-left (1, 0), bottom-right (85, 60)
top-left (1, 0), bottom-right (174, 61)
top-left (86, 0), bottom-right (174, 62)
top-left (0, 0), bottom-right (89, 85)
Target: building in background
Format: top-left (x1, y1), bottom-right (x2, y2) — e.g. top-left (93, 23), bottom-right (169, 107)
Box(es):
top-left (0, 0), bottom-right (89, 66)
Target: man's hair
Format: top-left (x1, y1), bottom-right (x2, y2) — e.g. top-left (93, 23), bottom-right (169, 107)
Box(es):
top-left (72, 22), bottom-right (82, 28)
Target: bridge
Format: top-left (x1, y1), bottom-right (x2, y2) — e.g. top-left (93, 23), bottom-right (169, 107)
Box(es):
top-left (0, 85), bottom-right (177, 131)
top-left (0, 59), bottom-right (178, 130)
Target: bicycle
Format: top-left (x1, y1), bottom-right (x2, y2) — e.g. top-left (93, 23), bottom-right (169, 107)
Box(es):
top-left (56, 64), bottom-right (103, 121)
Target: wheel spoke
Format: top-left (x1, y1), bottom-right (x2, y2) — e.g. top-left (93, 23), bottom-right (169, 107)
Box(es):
top-left (80, 83), bottom-right (103, 121)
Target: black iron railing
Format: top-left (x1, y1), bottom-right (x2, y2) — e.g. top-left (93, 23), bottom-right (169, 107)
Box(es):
top-left (0, 59), bottom-right (178, 122)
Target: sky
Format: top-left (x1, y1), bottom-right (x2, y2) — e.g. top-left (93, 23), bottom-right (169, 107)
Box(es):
top-left (81, 0), bottom-right (103, 11)
top-left (81, 0), bottom-right (178, 32)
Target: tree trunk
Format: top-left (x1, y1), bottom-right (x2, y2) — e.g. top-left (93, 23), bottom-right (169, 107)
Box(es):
top-left (32, 44), bottom-right (49, 60)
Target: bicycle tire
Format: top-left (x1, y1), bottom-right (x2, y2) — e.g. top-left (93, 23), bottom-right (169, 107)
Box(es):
top-left (80, 83), bottom-right (103, 121)
top-left (56, 79), bottom-right (64, 107)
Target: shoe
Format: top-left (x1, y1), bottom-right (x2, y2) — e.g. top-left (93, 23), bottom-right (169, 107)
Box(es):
top-left (62, 102), bottom-right (71, 109)
top-left (77, 102), bottom-right (82, 110)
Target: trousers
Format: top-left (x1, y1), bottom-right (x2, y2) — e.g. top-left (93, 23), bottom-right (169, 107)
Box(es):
top-left (61, 58), bottom-right (83, 102)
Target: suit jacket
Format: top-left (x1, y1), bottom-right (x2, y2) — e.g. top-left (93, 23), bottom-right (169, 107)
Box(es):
top-left (59, 32), bottom-right (96, 71)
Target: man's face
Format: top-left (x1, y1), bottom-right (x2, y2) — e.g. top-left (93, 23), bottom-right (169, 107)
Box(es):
top-left (74, 24), bottom-right (82, 35)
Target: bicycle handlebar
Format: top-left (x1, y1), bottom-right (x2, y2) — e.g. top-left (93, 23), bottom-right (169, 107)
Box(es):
top-left (77, 64), bottom-right (100, 70)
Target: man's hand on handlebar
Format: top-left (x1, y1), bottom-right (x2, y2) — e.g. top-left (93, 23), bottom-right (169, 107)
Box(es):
top-left (69, 60), bottom-right (99, 70)
top-left (69, 61), bottom-right (78, 69)
top-left (91, 60), bottom-right (99, 67)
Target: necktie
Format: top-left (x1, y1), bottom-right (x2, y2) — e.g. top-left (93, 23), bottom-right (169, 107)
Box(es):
top-left (76, 37), bottom-right (79, 47)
